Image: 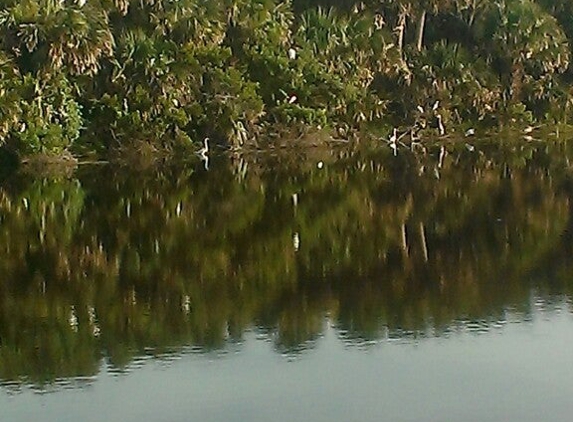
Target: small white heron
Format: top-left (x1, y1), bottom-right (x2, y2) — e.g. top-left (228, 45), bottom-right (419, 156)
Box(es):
top-left (389, 128), bottom-right (398, 156)
top-left (436, 114), bottom-right (445, 136)
top-left (374, 13), bottom-right (385, 30)
top-left (196, 137), bottom-right (209, 170)
top-left (197, 137), bottom-right (209, 158)
top-left (389, 127), bottom-right (397, 143)
top-left (293, 232), bottom-right (300, 251)
top-left (438, 145), bottom-right (447, 168)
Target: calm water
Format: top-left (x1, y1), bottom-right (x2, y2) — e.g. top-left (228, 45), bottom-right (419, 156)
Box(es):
top-left (2, 139), bottom-right (573, 421)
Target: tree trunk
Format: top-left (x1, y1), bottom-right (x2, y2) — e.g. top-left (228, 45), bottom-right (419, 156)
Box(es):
top-left (416, 10), bottom-right (426, 52)
top-left (469, 0), bottom-right (477, 26)
top-left (510, 61), bottom-right (524, 102)
top-left (419, 222), bottom-right (428, 262)
top-left (396, 9), bottom-right (407, 55)
top-left (400, 223), bottom-right (409, 258)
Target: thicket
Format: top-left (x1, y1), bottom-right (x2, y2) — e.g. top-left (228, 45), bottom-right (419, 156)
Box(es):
top-left (0, 0), bottom-right (572, 157)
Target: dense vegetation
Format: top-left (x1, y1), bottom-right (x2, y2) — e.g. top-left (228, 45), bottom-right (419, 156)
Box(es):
top-left (2, 141), bottom-right (573, 383)
top-left (0, 0), bottom-right (572, 158)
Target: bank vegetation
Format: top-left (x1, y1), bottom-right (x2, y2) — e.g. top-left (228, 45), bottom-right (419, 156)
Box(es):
top-left (0, 0), bottom-right (572, 158)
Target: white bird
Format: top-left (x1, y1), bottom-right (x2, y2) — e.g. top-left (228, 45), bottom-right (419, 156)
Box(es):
top-left (390, 142), bottom-right (398, 156)
top-left (288, 95), bottom-right (297, 104)
top-left (288, 47), bottom-right (297, 60)
top-left (432, 100), bottom-right (440, 111)
top-left (465, 128), bottom-right (475, 137)
top-left (438, 145), bottom-right (447, 168)
top-left (196, 138), bottom-right (209, 170)
top-left (417, 105), bottom-right (425, 114)
top-left (436, 114), bottom-right (445, 136)
top-left (389, 128), bottom-right (398, 156)
top-left (292, 193), bottom-right (298, 207)
top-left (389, 127), bottom-right (397, 143)
top-left (293, 232), bottom-right (300, 251)
top-left (374, 13), bottom-right (385, 30)
top-left (197, 137), bottom-right (209, 158)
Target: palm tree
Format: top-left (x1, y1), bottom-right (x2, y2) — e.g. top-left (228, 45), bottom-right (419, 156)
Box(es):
top-left (0, 0), bottom-right (114, 75)
top-left (474, 0), bottom-right (569, 105)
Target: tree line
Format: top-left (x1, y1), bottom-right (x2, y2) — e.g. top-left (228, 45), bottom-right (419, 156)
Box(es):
top-left (0, 0), bottom-right (572, 157)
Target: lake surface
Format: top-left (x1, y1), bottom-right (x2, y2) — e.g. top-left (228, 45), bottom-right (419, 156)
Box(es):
top-left (2, 138), bottom-right (573, 421)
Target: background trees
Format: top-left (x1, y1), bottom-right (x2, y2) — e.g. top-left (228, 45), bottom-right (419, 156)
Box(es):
top-left (0, 0), bottom-right (572, 156)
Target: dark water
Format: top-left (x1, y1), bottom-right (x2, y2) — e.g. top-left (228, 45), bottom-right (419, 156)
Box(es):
top-left (2, 139), bottom-right (573, 421)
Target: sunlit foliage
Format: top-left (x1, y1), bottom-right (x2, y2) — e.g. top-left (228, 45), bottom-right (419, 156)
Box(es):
top-left (0, 0), bottom-right (572, 155)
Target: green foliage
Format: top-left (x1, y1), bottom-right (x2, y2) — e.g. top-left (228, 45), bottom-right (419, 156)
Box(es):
top-left (2, 0), bottom-right (573, 156)
top-left (474, 0), bottom-right (570, 116)
top-left (0, 0), bottom-right (114, 75)
top-left (0, 52), bottom-right (21, 142)
top-left (5, 72), bottom-right (82, 154)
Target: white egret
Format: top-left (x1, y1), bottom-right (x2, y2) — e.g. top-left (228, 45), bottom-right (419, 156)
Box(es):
top-left (374, 13), bottom-right (385, 30)
top-left (292, 193), bottom-right (298, 207)
top-left (288, 47), bottom-right (297, 60)
top-left (436, 114), bottom-right (445, 136)
top-left (293, 232), bottom-right (300, 251)
top-left (388, 128), bottom-right (398, 156)
top-left (389, 127), bottom-right (397, 143)
top-left (196, 138), bottom-right (209, 170)
top-left (438, 145), bottom-right (446, 168)
top-left (197, 137), bottom-right (209, 158)
top-left (390, 142), bottom-right (398, 156)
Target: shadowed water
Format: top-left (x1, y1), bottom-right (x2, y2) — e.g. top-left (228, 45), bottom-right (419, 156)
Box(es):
top-left (2, 138), bottom-right (573, 421)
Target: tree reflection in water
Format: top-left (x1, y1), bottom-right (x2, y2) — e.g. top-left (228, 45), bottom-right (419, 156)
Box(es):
top-left (1, 139), bottom-right (573, 385)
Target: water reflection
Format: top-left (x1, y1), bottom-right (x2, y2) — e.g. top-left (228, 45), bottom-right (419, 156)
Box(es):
top-left (1, 138), bottom-right (573, 389)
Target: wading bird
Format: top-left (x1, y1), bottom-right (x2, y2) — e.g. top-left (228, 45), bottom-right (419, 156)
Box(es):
top-left (389, 128), bottom-right (398, 156)
top-left (436, 114), bottom-right (445, 136)
top-left (197, 138), bottom-right (209, 170)
top-left (197, 138), bottom-right (209, 158)
top-left (438, 145), bottom-right (447, 168)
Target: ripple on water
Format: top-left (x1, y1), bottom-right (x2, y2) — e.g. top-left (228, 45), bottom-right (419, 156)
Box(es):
top-left (0, 374), bottom-right (99, 395)
top-left (106, 355), bottom-right (148, 377)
